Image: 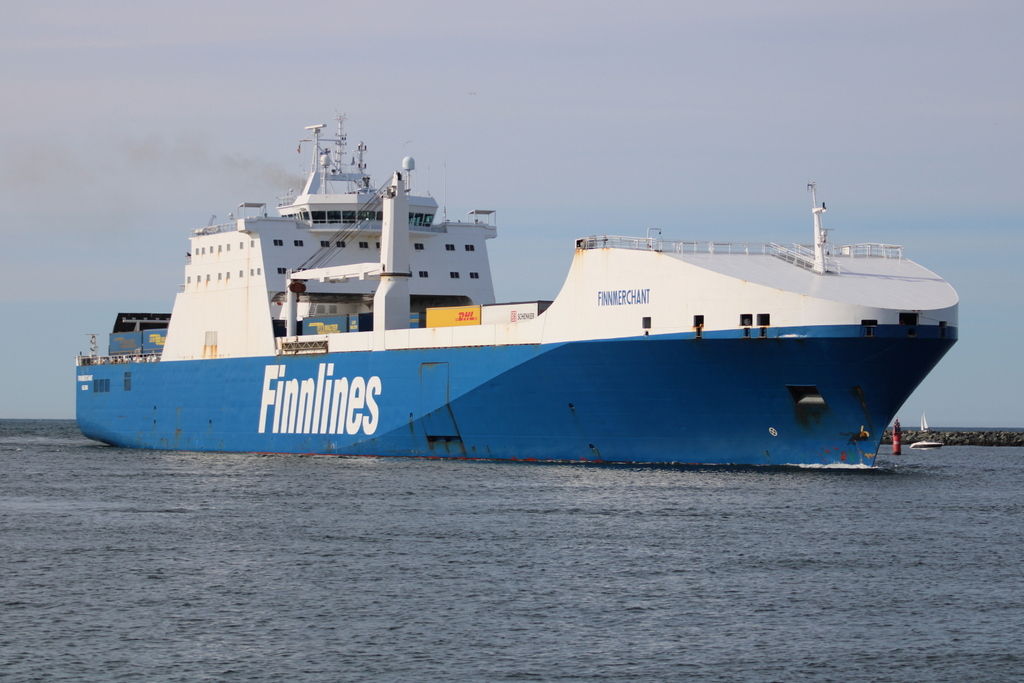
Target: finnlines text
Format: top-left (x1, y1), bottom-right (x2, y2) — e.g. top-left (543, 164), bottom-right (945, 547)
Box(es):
top-left (258, 363), bottom-right (380, 435)
top-left (597, 288), bottom-right (650, 306)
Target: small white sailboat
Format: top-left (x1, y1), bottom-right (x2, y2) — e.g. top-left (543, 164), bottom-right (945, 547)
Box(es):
top-left (910, 412), bottom-right (943, 449)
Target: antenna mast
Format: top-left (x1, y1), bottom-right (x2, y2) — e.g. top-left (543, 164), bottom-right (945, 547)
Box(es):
top-left (807, 182), bottom-right (831, 275)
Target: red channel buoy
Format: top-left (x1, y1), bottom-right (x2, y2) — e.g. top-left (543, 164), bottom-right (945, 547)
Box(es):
top-left (892, 418), bottom-right (902, 455)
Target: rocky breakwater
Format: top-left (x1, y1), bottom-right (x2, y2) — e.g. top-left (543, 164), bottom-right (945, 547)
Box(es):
top-left (881, 430), bottom-right (1024, 447)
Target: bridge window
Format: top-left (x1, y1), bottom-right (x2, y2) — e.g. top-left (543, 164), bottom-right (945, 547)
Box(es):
top-left (343, 211), bottom-right (356, 223)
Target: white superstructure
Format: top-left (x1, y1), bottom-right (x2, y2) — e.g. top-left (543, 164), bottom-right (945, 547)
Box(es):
top-left (163, 116), bottom-right (497, 361)
top-left (161, 117), bottom-right (956, 367)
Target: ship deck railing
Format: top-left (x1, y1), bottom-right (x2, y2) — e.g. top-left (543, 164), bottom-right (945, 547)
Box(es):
top-left (191, 222), bottom-right (239, 237)
top-left (76, 353), bottom-right (162, 367)
top-left (578, 235), bottom-right (903, 262)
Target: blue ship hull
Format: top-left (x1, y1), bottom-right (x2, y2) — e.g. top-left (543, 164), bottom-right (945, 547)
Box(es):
top-left (76, 324), bottom-right (955, 466)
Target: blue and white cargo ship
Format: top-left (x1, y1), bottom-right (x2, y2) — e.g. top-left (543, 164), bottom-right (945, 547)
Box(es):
top-left (76, 117), bottom-right (958, 466)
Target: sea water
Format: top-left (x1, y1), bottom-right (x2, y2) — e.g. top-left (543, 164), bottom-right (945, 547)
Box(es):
top-left (2, 419), bottom-right (1023, 682)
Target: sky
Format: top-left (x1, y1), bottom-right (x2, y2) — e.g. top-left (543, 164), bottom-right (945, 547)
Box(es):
top-left (1, 0), bottom-right (1022, 426)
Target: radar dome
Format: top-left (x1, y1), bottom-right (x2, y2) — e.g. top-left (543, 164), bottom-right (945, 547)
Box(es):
top-left (402, 156), bottom-right (415, 171)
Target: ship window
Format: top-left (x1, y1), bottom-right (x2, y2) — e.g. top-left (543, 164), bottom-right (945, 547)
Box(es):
top-left (206, 274), bottom-right (210, 282)
top-left (414, 243), bottom-right (424, 250)
top-left (465, 244), bottom-right (475, 251)
top-left (250, 240), bottom-right (255, 247)
top-left (739, 314), bottom-right (753, 327)
top-left (277, 268), bottom-right (287, 274)
top-left (424, 213), bottom-right (434, 226)
top-left (899, 312), bottom-right (919, 326)
top-left (257, 268), bottom-right (261, 275)
top-left (225, 272), bottom-right (230, 280)
top-left (320, 240), bottom-right (330, 247)
top-left (376, 242), bottom-right (380, 249)
top-left (757, 314), bottom-right (770, 327)
top-left (336, 241), bottom-right (345, 248)
top-left (693, 315), bottom-right (704, 328)
top-left (787, 385), bottom-right (826, 406)
top-left (450, 272), bottom-right (460, 279)
top-left (239, 270), bottom-right (243, 277)
top-left (294, 240), bottom-right (304, 247)
top-left (93, 378), bottom-right (110, 393)
top-left (200, 248), bottom-right (205, 255)
top-left (218, 245), bottom-right (222, 253)
top-left (446, 244), bottom-right (455, 251)
top-left (470, 272), bottom-right (479, 279)
top-left (273, 239), bottom-right (284, 246)
top-left (327, 210), bottom-right (341, 222)
top-left (419, 271), bottom-right (429, 277)
top-left (226, 244), bottom-right (230, 251)
top-left (187, 276), bottom-right (191, 284)
top-left (311, 211), bottom-right (326, 223)
top-left (250, 269), bottom-right (254, 276)
top-left (124, 372), bottom-right (131, 391)
top-left (218, 273), bottom-right (222, 280)
top-left (343, 211), bottom-right (356, 223)
top-left (240, 242), bottom-right (244, 249)
top-left (359, 242), bottom-right (369, 249)
top-left (642, 316), bottom-right (651, 329)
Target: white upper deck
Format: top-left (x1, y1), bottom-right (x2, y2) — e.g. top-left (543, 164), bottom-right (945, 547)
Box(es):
top-left (576, 236), bottom-right (958, 312)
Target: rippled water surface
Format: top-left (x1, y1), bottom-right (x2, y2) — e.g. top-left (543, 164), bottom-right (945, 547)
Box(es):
top-left (2, 419), bottom-right (1023, 682)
